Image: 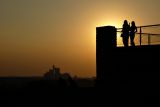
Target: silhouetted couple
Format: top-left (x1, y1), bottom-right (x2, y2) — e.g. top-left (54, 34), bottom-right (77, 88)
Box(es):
top-left (121, 20), bottom-right (137, 47)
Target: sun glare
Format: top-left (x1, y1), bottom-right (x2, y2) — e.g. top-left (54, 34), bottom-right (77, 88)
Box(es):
top-left (96, 20), bottom-right (121, 28)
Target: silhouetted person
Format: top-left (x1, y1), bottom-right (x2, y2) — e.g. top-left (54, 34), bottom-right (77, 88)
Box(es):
top-left (121, 20), bottom-right (130, 47)
top-left (130, 21), bottom-right (137, 47)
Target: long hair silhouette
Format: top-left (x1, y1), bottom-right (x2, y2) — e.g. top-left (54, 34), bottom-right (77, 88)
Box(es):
top-left (121, 20), bottom-right (130, 47)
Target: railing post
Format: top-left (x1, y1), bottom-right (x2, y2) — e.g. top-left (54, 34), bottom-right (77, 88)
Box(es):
top-left (140, 27), bottom-right (142, 46)
top-left (148, 34), bottom-right (151, 45)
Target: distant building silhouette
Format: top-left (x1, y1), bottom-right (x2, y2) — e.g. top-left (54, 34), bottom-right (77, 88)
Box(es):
top-left (44, 65), bottom-right (78, 87)
top-left (44, 65), bottom-right (61, 80)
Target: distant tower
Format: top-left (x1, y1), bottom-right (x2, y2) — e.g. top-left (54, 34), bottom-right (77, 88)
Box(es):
top-left (96, 26), bottom-right (117, 86)
top-left (44, 65), bottom-right (61, 80)
top-left (52, 65), bottom-right (55, 70)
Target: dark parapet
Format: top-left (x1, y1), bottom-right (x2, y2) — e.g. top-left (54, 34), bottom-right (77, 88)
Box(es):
top-left (96, 26), bottom-right (117, 86)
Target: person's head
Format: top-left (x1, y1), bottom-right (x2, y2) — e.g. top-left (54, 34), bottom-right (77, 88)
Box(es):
top-left (131, 21), bottom-right (136, 26)
top-left (124, 20), bottom-right (128, 25)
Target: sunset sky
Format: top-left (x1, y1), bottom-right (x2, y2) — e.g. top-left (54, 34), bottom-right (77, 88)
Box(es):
top-left (0, 0), bottom-right (160, 77)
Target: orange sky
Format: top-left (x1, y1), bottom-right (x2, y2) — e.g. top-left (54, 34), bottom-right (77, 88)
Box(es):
top-left (0, 0), bottom-right (160, 77)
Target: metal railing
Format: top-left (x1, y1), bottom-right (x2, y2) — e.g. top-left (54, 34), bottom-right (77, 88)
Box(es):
top-left (117, 24), bottom-right (160, 46)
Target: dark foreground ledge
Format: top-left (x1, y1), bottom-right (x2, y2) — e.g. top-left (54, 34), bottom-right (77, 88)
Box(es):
top-left (97, 45), bottom-right (160, 95)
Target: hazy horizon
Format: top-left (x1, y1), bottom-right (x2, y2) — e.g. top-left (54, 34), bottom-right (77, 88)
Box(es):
top-left (0, 0), bottom-right (160, 77)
